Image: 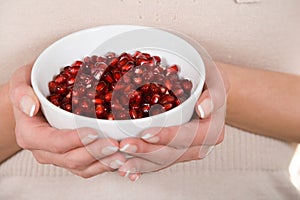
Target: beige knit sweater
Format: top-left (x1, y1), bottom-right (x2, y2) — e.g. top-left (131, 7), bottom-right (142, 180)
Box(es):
top-left (0, 0), bottom-right (300, 199)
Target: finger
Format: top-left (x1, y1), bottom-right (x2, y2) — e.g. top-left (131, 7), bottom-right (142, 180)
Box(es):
top-left (15, 114), bottom-right (99, 153)
top-left (141, 118), bottom-right (218, 148)
top-left (118, 157), bottom-right (162, 174)
top-left (31, 138), bottom-right (119, 170)
top-left (69, 153), bottom-right (126, 178)
top-left (120, 138), bottom-right (187, 166)
top-left (128, 173), bottom-right (142, 182)
top-left (9, 63), bottom-right (40, 117)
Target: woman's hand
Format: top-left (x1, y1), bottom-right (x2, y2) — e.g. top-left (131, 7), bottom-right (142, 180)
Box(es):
top-left (9, 63), bottom-right (125, 178)
top-left (119, 49), bottom-right (229, 181)
top-left (118, 57), bottom-right (229, 182)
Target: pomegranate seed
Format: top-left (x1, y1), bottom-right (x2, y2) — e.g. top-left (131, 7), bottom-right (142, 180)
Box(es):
top-left (150, 94), bottom-right (160, 104)
top-left (181, 79), bottom-right (193, 92)
top-left (104, 92), bottom-right (112, 102)
top-left (104, 73), bottom-right (114, 83)
top-left (68, 66), bottom-right (80, 75)
top-left (107, 113), bottom-right (114, 120)
top-left (141, 103), bottom-right (150, 113)
top-left (153, 56), bottom-right (161, 63)
top-left (96, 104), bottom-right (107, 118)
top-left (83, 56), bottom-right (91, 63)
top-left (109, 57), bottom-right (119, 67)
top-left (67, 77), bottom-right (75, 85)
top-left (122, 61), bottom-right (134, 72)
top-left (105, 52), bottom-right (116, 58)
top-left (118, 57), bottom-right (128, 67)
top-left (163, 103), bottom-right (173, 111)
top-left (173, 88), bottom-right (184, 97)
top-left (48, 81), bottom-right (57, 93)
top-left (165, 64), bottom-right (179, 75)
top-left (72, 61), bottom-right (83, 67)
top-left (133, 76), bottom-right (142, 85)
top-left (113, 71), bottom-right (122, 82)
top-left (160, 94), bottom-right (175, 104)
top-left (54, 74), bottom-right (67, 84)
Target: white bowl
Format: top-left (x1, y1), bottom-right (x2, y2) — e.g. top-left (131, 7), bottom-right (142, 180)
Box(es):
top-left (31, 25), bottom-right (205, 140)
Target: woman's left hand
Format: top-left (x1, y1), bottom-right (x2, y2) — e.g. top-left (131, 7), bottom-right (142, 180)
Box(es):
top-left (118, 60), bottom-right (229, 182)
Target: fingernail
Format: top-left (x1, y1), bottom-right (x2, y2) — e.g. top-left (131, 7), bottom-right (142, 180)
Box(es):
top-left (120, 144), bottom-right (137, 153)
top-left (197, 99), bottom-right (213, 119)
top-left (141, 133), bottom-right (160, 143)
top-left (101, 146), bottom-right (119, 155)
top-left (124, 168), bottom-right (137, 178)
top-left (20, 95), bottom-right (36, 117)
top-left (124, 170), bottom-right (131, 178)
top-left (130, 173), bottom-right (141, 182)
top-left (133, 174), bottom-right (141, 182)
top-left (109, 159), bottom-right (124, 169)
top-left (199, 146), bottom-right (214, 158)
top-left (81, 134), bottom-right (98, 145)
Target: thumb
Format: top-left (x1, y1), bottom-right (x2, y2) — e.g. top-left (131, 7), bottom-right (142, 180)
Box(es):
top-left (9, 63), bottom-right (40, 117)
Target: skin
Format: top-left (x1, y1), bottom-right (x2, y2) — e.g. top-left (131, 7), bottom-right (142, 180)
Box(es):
top-left (1, 62), bottom-right (300, 181)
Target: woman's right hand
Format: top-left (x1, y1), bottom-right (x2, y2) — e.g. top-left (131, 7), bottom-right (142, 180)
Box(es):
top-left (9, 63), bottom-right (125, 178)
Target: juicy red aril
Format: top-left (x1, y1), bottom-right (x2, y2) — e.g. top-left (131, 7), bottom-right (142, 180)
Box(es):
top-left (47, 51), bottom-right (193, 120)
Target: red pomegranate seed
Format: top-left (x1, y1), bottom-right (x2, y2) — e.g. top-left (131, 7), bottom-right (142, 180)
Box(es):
top-left (181, 79), bottom-right (193, 92)
top-left (133, 76), bottom-right (142, 85)
top-left (104, 73), bottom-right (114, 83)
top-left (68, 66), bottom-right (80, 75)
top-left (104, 92), bottom-right (112, 102)
top-left (141, 103), bottom-right (150, 113)
top-left (113, 71), bottom-right (122, 82)
top-left (166, 64), bottom-right (179, 75)
top-left (54, 74), bottom-right (67, 84)
top-left (163, 103), bottom-right (173, 111)
top-left (160, 94), bottom-right (175, 104)
top-left (72, 61), bottom-right (83, 67)
top-left (150, 94), bottom-right (160, 104)
top-left (67, 77), bottom-right (75, 85)
top-left (83, 56), bottom-right (91, 63)
top-left (153, 56), bottom-right (161, 63)
top-left (92, 98), bottom-right (104, 105)
top-left (109, 57), bottom-right (119, 67)
top-left (118, 57), bottom-right (128, 67)
top-left (122, 61), bottom-right (134, 72)
top-left (107, 113), bottom-right (114, 120)
top-left (173, 88), bottom-right (184, 97)
top-left (49, 81), bottom-right (57, 93)
top-left (105, 52), bottom-right (116, 58)
top-left (91, 55), bottom-right (98, 63)
top-left (96, 104), bottom-right (107, 118)
top-left (96, 56), bottom-right (105, 63)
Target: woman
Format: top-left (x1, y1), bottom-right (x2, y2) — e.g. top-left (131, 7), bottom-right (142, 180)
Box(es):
top-left (1, 0), bottom-right (300, 199)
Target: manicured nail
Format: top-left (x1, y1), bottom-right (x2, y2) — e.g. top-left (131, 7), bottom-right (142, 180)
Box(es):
top-left (141, 133), bottom-right (160, 143)
top-left (197, 99), bottom-right (213, 119)
top-left (199, 146), bottom-right (214, 158)
top-left (80, 134), bottom-right (98, 145)
top-left (101, 146), bottom-right (119, 155)
top-left (133, 174), bottom-right (141, 182)
top-left (130, 173), bottom-right (141, 182)
top-left (120, 144), bottom-right (137, 153)
top-left (109, 159), bottom-right (124, 169)
top-left (124, 170), bottom-right (131, 178)
top-left (20, 95), bottom-right (36, 117)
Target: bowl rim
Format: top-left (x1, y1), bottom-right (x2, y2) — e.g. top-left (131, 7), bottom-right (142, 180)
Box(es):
top-left (31, 25), bottom-right (205, 124)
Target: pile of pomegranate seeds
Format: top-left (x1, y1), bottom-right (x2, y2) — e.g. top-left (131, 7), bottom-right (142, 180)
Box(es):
top-left (47, 51), bottom-right (193, 120)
